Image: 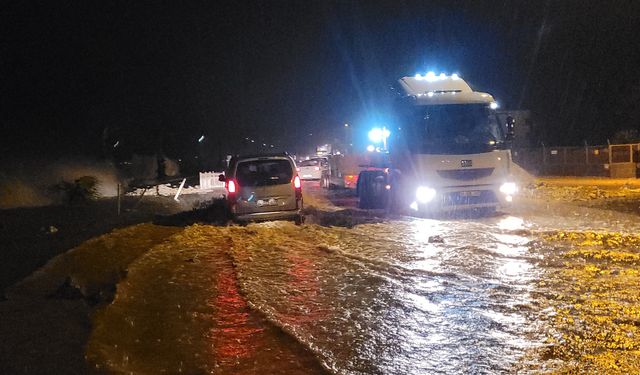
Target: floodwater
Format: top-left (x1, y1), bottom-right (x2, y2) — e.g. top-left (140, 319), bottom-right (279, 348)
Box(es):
top-left (86, 218), bottom-right (537, 373)
top-left (82, 188), bottom-right (640, 374)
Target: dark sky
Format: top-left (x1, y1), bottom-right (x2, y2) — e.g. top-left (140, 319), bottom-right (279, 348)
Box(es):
top-left (2, 0), bottom-right (640, 160)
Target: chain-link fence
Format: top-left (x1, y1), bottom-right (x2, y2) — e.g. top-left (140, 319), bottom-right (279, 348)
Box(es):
top-left (513, 144), bottom-right (640, 177)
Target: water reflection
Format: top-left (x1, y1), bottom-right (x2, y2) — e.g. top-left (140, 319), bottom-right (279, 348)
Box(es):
top-left (207, 264), bottom-right (263, 366)
top-left (497, 216), bottom-right (525, 231)
top-left (87, 225), bottom-right (326, 375)
top-left (410, 218), bottom-right (446, 244)
top-left (282, 253), bottom-right (329, 326)
top-left (224, 218), bottom-right (545, 374)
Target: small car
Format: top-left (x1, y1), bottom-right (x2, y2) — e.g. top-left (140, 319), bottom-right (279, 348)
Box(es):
top-left (220, 153), bottom-right (304, 224)
top-left (297, 157), bottom-right (327, 180)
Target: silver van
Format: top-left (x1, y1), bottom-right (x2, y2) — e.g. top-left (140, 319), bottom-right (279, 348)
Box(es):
top-left (220, 154), bottom-right (304, 224)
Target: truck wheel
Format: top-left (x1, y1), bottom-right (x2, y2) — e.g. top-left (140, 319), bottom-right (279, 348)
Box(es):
top-left (357, 171), bottom-right (375, 209)
top-left (385, 187), bottom-right (397, 214)
top-left (384, 171), bottom-right (402, 214)
top-left (357, 172), bottom-right (368, 208)
top-left (361, 171), bottom-right (388, 209)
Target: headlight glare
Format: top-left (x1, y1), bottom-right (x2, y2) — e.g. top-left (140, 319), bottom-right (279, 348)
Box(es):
top-left (500, 182), bottom-right (517, 195)
top-left (416, 186), bottom-right (436, 203)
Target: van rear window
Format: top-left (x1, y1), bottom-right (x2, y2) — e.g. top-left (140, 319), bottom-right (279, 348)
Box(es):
top-left (299, 159), bottom-right (320, 167)
top-left (236, 159), bottom-right (293, 186)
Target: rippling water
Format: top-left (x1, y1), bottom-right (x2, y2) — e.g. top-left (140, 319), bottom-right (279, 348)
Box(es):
top-left (86, 226), bottom-right (326, 374)
top-left (227, 216), bottom-right (543, 374)
top-left (85, 199), bottom-right (640, 374)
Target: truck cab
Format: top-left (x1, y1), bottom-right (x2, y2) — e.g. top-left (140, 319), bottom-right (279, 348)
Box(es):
top-left (358, 74), bottom-right (517, 214)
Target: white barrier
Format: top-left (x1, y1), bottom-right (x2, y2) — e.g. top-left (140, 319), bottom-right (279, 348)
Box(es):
top-left (199, 171), bottom-right (225, 190)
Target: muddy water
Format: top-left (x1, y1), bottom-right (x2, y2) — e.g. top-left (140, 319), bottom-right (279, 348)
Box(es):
top-left (87, 211), bottom-right (548, 374)
top-left (86, 226), bottom-right (326, 374)
top-left (227, 217), bottom-right (543, 374)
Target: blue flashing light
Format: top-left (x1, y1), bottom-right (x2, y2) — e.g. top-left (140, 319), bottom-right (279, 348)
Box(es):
top-left (368, 127), bottom-right (391, 143)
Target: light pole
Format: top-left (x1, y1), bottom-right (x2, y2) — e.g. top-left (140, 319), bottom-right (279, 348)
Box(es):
top-left (344, 123), bottom-right (350, 152)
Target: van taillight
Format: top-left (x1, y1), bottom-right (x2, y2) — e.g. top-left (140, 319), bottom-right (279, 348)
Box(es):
top-left (293, 175), bottom-right (301, 189)
top-left (227, 179), bottom-right (237, 193)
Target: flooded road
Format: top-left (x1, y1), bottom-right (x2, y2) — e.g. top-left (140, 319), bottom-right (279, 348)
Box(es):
top-left (13, 182), bottom-right (640, 374)
top-left (86, 216), bottom-right (548, 374)
top-left (224, 217), bottom-right (543, 374)
top-left (80, 210), bottom-right (562, 370)
top-left (86, 225), bottom-right (325, 374)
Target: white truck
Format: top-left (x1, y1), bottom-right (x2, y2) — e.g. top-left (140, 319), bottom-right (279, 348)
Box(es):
top-left (357, 73), bottom-right (517, 214)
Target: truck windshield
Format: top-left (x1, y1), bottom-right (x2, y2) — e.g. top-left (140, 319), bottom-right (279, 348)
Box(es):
top-left (403, 104), bottom-right (505, 155)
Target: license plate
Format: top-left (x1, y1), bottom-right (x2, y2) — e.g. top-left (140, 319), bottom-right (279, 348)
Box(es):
top-left (257, 198), bottom-right (277, 207)
top-left (459, 191), bottom-right (481, 197)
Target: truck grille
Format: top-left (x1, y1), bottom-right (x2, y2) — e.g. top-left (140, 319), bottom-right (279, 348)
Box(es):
top-left (437, 168), bottom-right (494, 181)
top-left (441, 190), bottom-right (498, 206)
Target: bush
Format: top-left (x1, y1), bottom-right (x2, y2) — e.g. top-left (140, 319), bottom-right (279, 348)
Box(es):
top-left (53, 176), bottom-right (100, 204)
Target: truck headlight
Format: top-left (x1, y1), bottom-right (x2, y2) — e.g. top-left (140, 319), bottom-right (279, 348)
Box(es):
top-left (416, 186), bottom-right (436, 203)
top-left (499, 182), bottom-right (517, 195)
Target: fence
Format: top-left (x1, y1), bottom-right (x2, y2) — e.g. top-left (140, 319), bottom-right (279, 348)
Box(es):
top-left (199, 171), bottom-right (225, 190)
top-left (514, 143), bottom-right (640, 177)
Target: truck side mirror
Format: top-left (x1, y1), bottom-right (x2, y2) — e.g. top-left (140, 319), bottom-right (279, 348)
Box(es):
top-left (218, 174), bottom-right (226, 182)
top-left (506, 116), bottom-right (515, 140)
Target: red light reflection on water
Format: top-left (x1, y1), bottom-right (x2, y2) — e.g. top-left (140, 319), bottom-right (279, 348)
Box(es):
top-left (201, 247), bottom-right (328, 375)
top-left (207, 263), bottom-right (264, 365)
top-left (282, 254), bottom-right (329, 326)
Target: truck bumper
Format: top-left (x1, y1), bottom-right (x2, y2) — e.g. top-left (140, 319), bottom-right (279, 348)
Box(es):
top-left (412, 185), bottom-right (514, 213)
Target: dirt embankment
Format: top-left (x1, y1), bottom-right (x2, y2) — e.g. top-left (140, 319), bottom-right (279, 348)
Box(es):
top-left (524, 177), bottom-right (640, 216)
top-left (0, 195), bottom-right (211, 295)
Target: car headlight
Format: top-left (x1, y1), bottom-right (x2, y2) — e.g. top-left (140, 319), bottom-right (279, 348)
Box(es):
top-left (416, 186), bottom-right (436, 203)
top-left (499, 182), bottom-right (517, 195)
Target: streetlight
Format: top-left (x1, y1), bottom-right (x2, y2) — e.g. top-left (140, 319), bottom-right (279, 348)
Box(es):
top-left (344, 123), bottom-right (351, 152)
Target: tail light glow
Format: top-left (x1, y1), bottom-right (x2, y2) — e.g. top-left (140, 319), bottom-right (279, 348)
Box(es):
top-left (293, 175), bottom-right (301, 189)
top-left (344, 174), bottom-right (359, 187)
top-left (227, 179), bottom-right (237, 193)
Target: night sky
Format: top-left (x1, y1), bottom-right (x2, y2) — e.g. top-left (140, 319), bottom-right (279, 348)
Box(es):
top-left (2, 1), bottom-right (640, 162)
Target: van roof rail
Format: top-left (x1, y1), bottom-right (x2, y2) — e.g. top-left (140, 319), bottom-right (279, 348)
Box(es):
top-left (231, 152), bottom-right (291, 159)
